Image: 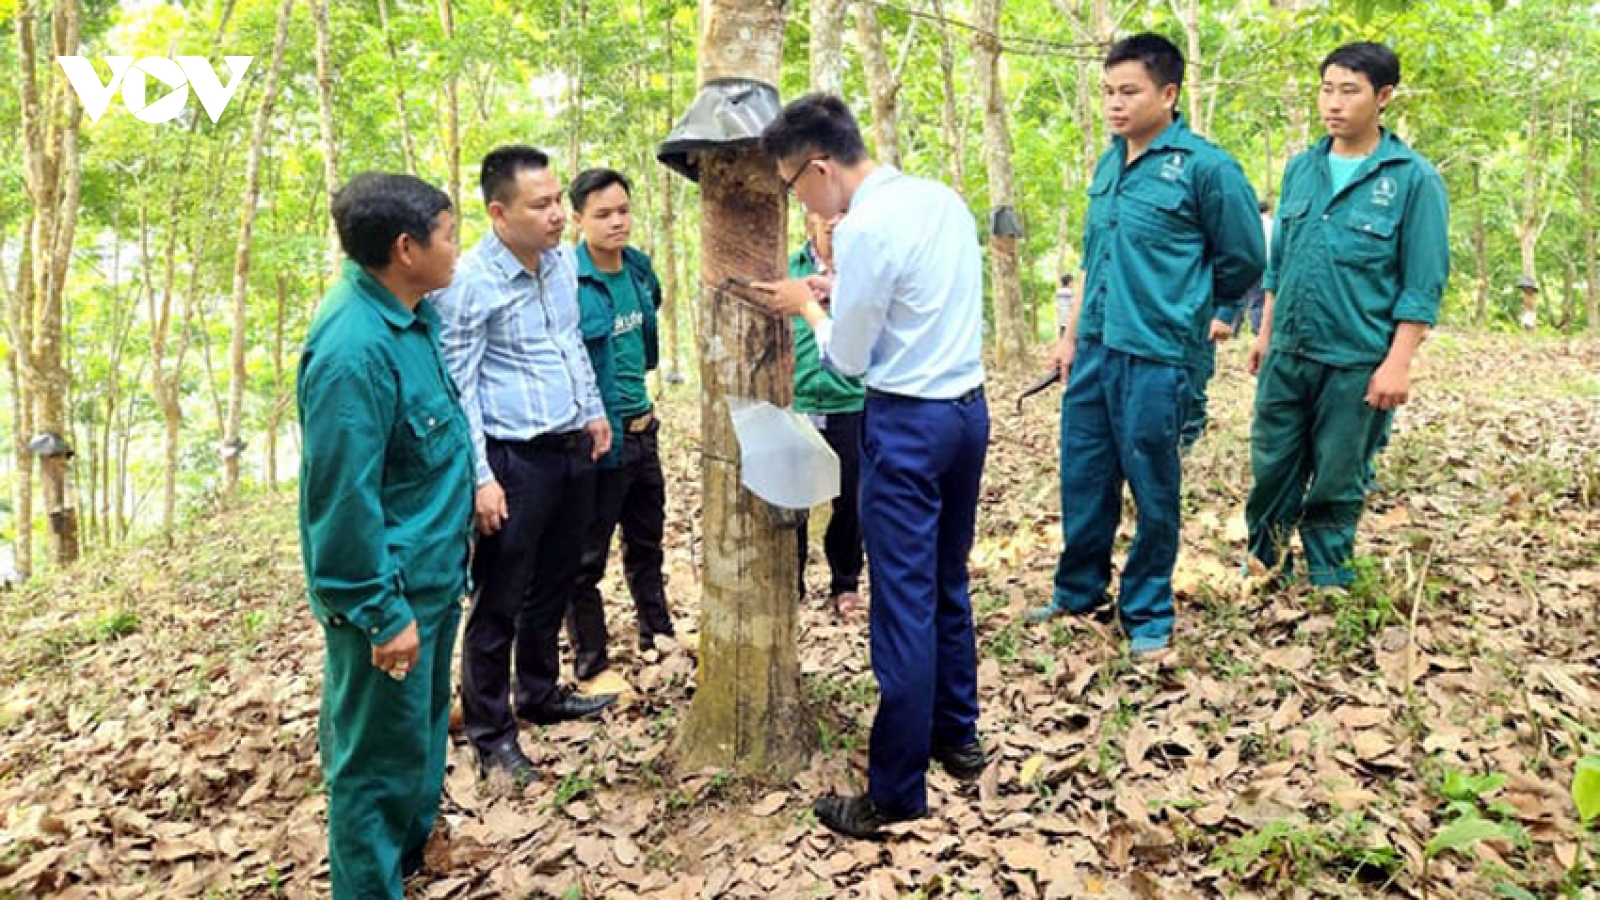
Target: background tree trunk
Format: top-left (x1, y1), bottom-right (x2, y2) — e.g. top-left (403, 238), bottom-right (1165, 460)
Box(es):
top-left (376, 0), bottom-right (418, 174)
top-left (224, 0), bottom-right (294, 496)
top-left (565, 0), bottom-right (589, 179)
top-left (974, 0), bottom-right (1028, 364)
top-left (18, 0), bottom-right (85, 569)
top-left (674, 0), bottom-right (808, 778)
top-left (1472, 163), bottom-right (1490, 326)
top-left (1581, 109), bottom-right (1597, 333)
top-left (811, 0), bottom-right (849, 94)
top-left (311, 0), bottom-right (342, 278)
top-left (855, 1), bottom-right (901, 167)
top-left (931, 0), bottom-right (966, 194)
top-left (437, 0), bottom-right (461, 212)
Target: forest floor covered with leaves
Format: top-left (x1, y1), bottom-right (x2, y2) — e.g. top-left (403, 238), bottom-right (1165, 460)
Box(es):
top-left (1, 332), bottom-right (1596, 900)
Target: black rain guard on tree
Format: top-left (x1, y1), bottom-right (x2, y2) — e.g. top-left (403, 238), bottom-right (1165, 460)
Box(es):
top-left (657, 78), bottom-right (783, 183)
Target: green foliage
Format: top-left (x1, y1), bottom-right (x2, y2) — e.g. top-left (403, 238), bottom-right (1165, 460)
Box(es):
top-left (1572, 756), bottom-right (1600, 824)
top-left (4, 0), bottom-right (1599, 565)
top-left (1425, 765), bottom-right (1529, 864)
top-left (1213, 815), bottom-right (1401, 886)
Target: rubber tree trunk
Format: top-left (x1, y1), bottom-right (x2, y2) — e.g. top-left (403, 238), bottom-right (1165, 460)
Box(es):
top-left (811, 0), bottom-right (849, 94)
top-left (855, 0), bottom-right (901, 167)
top-left (311, 0), bottom-right (342, 278)
top-left (673, 0), bottom-right (810, 779)
top-left (223, 0), bottom-right (293, 497)
top-left (930, 0), bottom-right (965, 194)
top-left (973, 0), bottom-right (1028, 364)
top-left (17, 0), bottom-right (84, 569)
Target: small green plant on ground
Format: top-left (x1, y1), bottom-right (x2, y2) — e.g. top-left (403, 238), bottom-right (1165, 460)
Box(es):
top-left (1319, 558), bottom-right (1398, 656)
top-left (1211, 814), bottom-right (1401, 887)
top-left (1423, 765), bottom-right (1532, 893)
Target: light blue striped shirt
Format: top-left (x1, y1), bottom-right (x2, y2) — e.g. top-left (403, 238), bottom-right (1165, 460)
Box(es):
top-left (434, 229), bottom-right (603, 485)
top-left (813, 166), bottom-right (986, 399)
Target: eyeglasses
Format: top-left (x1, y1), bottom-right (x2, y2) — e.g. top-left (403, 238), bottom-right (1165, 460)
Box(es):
top-left (781, 155), bottom-right (829, 195)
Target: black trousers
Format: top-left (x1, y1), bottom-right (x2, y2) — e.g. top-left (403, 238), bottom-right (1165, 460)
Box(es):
top-left (567, 418), bottom-right (673, 677)
top-left (797, 410), bottom-right (865, 599)
top-left (461, 434), bottom-right (595, 753)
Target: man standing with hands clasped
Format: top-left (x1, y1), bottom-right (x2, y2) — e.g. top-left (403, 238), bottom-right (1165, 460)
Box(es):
top-left (1247, 42), bottom-right (1448, 589)
top-left (298, 172), bottom-right (473, 898)
top-left (754, 94), bottom-right (990, 840)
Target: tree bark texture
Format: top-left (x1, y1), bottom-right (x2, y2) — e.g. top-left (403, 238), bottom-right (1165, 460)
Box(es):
top-left (675, 150), bottom-right (808, 777)
top-left (224, 0), bottom-right (294, 495)
top-left (810, 0), bottom-right (849, 94)
top-left (311, 0), bottom-right (342, 278)
top-left (974, 0), bottom-right (1028, 363)
top-left (19, 0), bottom-right (85, 568)
top-left (675, 0), bottom-right (809, 778)
top-left (854, 1), bottom-right (901, 167)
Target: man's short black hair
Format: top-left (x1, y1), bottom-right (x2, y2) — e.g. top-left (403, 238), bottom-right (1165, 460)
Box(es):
top-left (1059, 273), bottom-right (1074, 287)
top-left (480, 145), bottom-right (550, 206)
top-left (760, 93), bottom-right (869, 166)
top-left (1321, 42), bottom-right (1401, 93)
top-left (331, 172), bottom-right (452, 269)
top-left (1105, 33), bottom-right (1185, 91)
top-left (569, 168), bottom-right (632, 214)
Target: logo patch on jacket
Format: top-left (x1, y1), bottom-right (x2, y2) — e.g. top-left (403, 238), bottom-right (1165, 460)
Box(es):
top-left (1161, 154), bottom-right (1186, 182)
top-left (1371, 176), bottom-right (1397, 208)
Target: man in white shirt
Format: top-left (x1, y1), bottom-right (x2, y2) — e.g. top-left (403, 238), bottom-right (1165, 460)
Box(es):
top-left (756, 93), bottom-right (990, 839)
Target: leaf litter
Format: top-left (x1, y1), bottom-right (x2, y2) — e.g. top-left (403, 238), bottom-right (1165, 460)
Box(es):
top-left (0, 333), bottom-right (1595, 898)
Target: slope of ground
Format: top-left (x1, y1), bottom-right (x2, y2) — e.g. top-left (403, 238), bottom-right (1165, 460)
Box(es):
top-left (1, 332), bottom-right (1596, 899)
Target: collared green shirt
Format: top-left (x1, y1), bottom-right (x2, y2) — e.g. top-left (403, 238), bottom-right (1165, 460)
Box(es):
top-left (297, 261), bottom-right (475, 644)
top-left (1266, 130), bottom-right (1450, 368)
top-left (1079, 115), bottom-right (1266, 368)
top-left (575, 243), bottom-right (662, 469)
top-left (788, 245), bottom-right (865, 415)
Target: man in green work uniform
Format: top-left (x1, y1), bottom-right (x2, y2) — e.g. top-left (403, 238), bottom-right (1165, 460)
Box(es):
top-left (1247, 41), bottom-right (1448, 587)
top-left (1030, 33), bottom-right (1264, 661)
top-left (298, 172), bottom-right (474, 899)
top-left (565, 168), bottom-right (677, 685)
top-left (789, 211), bottom-right (867, 617)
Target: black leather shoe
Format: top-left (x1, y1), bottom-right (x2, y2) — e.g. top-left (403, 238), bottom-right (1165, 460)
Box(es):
top-left (813, 794), bottom-right (922, 839)
top-left (476, 738), bottom-right (536, 785)
top-left (931, 740), bottom-right (987, 781)
top-left (520, 685), bottom-right (617, 725)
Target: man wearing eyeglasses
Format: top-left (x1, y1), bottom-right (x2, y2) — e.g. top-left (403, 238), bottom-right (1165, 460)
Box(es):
top-left (755, 93), bottom-right (989, 840)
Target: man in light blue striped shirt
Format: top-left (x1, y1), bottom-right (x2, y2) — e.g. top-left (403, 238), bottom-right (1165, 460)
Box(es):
top-left (757, 94), bottom-right (990, 840)
top-left (433, 146), bottom-right (617, 785)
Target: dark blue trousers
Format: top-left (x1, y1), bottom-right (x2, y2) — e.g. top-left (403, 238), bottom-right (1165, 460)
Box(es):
top-left (860, 388), bottom-right (989, 818)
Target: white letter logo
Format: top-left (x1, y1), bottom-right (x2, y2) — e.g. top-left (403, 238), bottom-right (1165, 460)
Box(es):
top-left (56, 55), bottom-right (253, 123)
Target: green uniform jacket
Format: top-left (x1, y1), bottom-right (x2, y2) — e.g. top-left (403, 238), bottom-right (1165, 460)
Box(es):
top-left (297, 262), bottom-right (476, 645)
top-left (1265, 130), bottom-right (1450, 367)
top-left (788, 245), bottom-right (865, 415)
top-left (576, 243), bottom-right (662, 469)
top-left (1080, 115), bottom-right (1265, 368)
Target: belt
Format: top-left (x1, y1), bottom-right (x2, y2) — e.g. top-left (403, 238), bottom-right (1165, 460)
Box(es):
top-left (865, 385), bottom-right (985, 405)
top-left (521, 430), bottom-right (586, 452)
top-left (625, 411), bottom-right (656, 434)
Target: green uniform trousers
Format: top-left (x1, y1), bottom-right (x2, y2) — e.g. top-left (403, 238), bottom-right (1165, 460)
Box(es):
top-left (320, 596), bottom-right (460, 899)
top-left (1246, 351), bottom-right (1392, 587)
